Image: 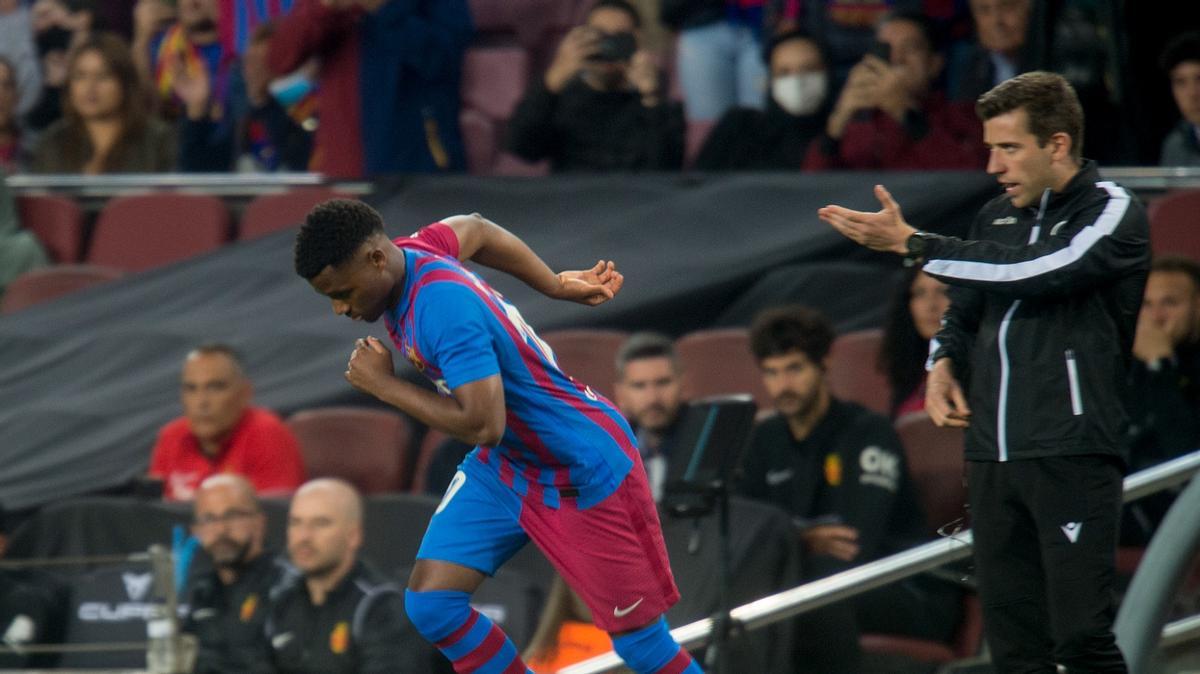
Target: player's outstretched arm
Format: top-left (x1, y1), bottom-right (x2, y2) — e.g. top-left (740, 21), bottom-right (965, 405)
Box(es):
top-left (441, 213), bottom-right (624, 306)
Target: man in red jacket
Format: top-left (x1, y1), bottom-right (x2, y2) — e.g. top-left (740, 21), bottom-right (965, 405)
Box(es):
top-left (805, 10), bottom-right (985, 171)
top-left (149, 343), bottom-right (306, 501)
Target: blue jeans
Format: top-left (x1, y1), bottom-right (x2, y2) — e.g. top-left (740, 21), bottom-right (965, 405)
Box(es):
top-left (676, 21), bottom-right (767, 122)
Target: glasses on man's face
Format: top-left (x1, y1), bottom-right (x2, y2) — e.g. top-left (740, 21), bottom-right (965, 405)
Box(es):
top-left (194, 509), bottom-right (258, 528)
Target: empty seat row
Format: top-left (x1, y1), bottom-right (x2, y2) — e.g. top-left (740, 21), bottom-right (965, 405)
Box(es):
top-left (13, 187), bottom-right (351, 268)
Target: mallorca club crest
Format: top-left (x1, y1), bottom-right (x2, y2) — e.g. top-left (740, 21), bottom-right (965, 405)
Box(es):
top-left (330, 620), bottom-right (350, 654)
top-left (240, 594), bottom-right (258, 622)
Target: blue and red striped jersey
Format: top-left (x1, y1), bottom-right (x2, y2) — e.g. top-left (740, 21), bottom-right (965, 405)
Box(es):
top-left (384, 249), bottom-right (636, 509)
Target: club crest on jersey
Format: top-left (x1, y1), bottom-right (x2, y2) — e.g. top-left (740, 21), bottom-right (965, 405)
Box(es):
top-left (330, 621), bottom-right (350, 654)
top-left (240, 594), bottom-right (258, 622)
top-left (405, 346), bottom-right (425, 372)
top-left (824, 453), bottom-right (842, 486)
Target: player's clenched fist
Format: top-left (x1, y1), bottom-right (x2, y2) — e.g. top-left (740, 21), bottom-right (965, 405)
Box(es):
top-left (345, 336), bottom-right (395, 396)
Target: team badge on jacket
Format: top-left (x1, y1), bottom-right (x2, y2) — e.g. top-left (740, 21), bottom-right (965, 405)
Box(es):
top-left (824, 453), bottom-right (842, 486)
top-left (240, 594), bottom-right (258, 622)
top-left (330, 621), bottom-right (350, 654)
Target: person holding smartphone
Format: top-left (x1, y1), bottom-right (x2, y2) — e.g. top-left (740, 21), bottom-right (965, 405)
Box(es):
top-left (804, 9), bottom-right (985, 170)
top-left (506, 0), bottom-right (683, 172)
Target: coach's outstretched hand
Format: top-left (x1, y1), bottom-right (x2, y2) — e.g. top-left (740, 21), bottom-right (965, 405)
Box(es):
top-left (555, 259), bottom-right (625, 306)
top-left (818, 184), bottom-right (917, 254)
top-left (346, 336), bottom-right (395, 397)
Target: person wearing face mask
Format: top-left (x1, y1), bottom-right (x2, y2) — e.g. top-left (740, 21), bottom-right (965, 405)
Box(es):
top-left (805, 10), bottom-right (985, 171)
top-left (693, 29), bottom-right (830, 171)
top-left (506, 0), bottom-right (683, 172)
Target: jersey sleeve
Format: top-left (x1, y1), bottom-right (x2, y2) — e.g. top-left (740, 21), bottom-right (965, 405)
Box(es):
top-left (415, 282), bottom-right (501, 390)
top-left (400, 222), bottom-right (461, 259)
top-left (920, 183), bottom-right (1149, 299)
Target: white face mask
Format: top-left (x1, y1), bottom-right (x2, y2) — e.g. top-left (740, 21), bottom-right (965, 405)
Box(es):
top-left (771, 72), bottom-right (827, 116)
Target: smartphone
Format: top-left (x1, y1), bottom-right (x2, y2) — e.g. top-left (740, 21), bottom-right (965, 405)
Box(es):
top-left (587, 32), bottom-right (637, 63)
top-left (868, 40), bottom-right (891, 62)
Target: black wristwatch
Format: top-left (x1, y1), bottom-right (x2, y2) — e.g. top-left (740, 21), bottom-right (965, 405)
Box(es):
top-left (904, 231), bottom-right (935, 266)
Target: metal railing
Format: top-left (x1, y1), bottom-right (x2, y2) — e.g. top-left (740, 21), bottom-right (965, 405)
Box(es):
top-left (7, 172), bottom-right (370, 195)
top-left (0, 544), bottom-right (192, 674)
top-left (561, 450), bottom-right (1200, 674)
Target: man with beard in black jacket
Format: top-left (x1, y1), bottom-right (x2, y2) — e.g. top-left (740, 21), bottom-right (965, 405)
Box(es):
top-left (183, 474), bottom-right (287, 674)
top-left (266, 478), bottom-right (434, 674)
top-left (820, 71), bottom-right (1149, 672)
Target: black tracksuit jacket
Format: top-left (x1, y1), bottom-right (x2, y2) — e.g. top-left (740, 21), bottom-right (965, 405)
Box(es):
top-left (925, 160), bottom-right (1150, 462)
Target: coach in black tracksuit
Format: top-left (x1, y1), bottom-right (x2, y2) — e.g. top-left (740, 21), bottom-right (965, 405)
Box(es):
top-left (820, 71), bottom-right (1149, 672)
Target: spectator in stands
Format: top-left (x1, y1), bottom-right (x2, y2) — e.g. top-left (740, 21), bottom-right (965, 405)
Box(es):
top-left (184, 474), bottom-right (287, 674)
top-left (0, 57), bottom-right (24, 170)
top-left (178, 21), bottom-right (314, 172)
top-left (694, 29), bottom-right (830, 170)
top-left (524, 575), bottom-right (611, 673)
top-left (1160, 32), bottom-right (1200, 166)
top-left (0, 0), bottom-right (42, 119)
top-left (132, 0), bottom-right (230, 113)
top-left (507, 0), bottom-right (684, 172)
top-left (740, 305), bottom-right (961, 645)
top-left (231, 22), bottom-right (312, 172)
top-left (0, 171), bottom-right (49, 301)
top-left (1122, 256), bottom-right (1200, 543)
top-left (804, 10), bottom-right (985, 171)
top-left (30, 33), bottom-right (175, 173)
top-left (26, 0), bottom-right (101, 135)
top-left (878, 268), bottom-right (950, 418)
top-left (612, 332), bottom-right (685, 501)
top-left (784, 0), bottom-right (903, 85)
top-left (0, 502), bottom-right (65, 669)
top-left (149, 343), bottom-right (306, 501)
top-left (267, 478), bottom-right (435, 672)
top-left (268, 0), bottom-right (472, 178)
top-left (660, 0), bottom-right (799, 123)
top-left (949, 0), bottom-right (1031, 103)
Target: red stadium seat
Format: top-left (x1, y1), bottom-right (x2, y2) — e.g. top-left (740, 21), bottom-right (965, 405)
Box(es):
top-left (287, 407), bottom-right (412, 494)
top-left (462, 46), bottom-right (529, 123)
top-left (541, 328), bottom-right (630, 402)
top-left (460, 108), bottom-right (499, 175)
top-left (238, 187), bottom-right (354, 241)
top-left (16, 194), bottom-right (86, 263)
top-left (675, 327), bottom-right (769, 408)
top-left (827, 328), bottom-right (892, 416)
top-left (1147, 189), bottom-right (1200, 259)
top-left (1, 264), bottom-right (123, 314)
top-left (411, 428), bottom-right (449, 495)
top-left (894, 411), bottom-right (967, 534)
top-left (493, 152), bottom-right (550, 177)
top-left (87, 193), bottom-right (230, 272)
